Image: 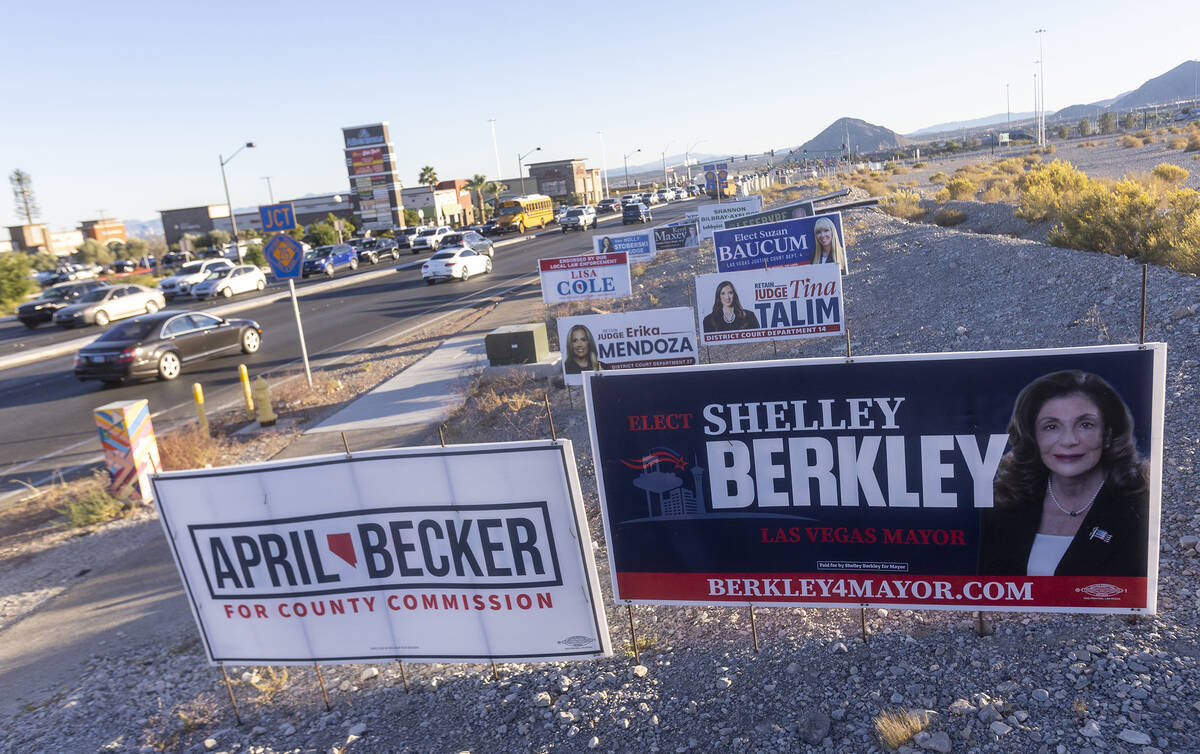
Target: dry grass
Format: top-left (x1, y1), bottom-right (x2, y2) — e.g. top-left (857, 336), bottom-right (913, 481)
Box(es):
top-left (58, 471), bottom-right (138, 528)
top-left (245, 666), bottom-right (291, 703)
top-left (879, 189), bottom-right (925, 221)
top-left (928, 171), bottom-right (948, 184)
top-left (140, 694), bottom-right (220, 752)
top-left (1168, 137), bottom-right (1189, 150)
top-left (874, 708), bottom-right (930, 749)
top-left (156, 423), bottom-right (234, 471)
top-left (445, 369), bottom-right (552, 442)
top-left (1185, 133), bottom-right (1200, 152)
top-left (932, 209), bottom-right (967, 227)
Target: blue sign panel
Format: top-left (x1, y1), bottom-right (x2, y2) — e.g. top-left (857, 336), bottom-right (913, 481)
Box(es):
top-left (259, 203), bottom-right (297, 233)
top-left (264, 232), bottom-right (304, 279)
top-left (713, 212), bottom-right (845, 273)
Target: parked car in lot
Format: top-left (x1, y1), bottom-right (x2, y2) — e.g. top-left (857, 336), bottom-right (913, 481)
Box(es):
top-left (47, 263), bottom-right (100, 285)
top-left (437, 231), bottom-right (495, 258)
top-left (561, 206), bottom-right (598, 232)
top-left (17, 280), bottom-right (108, 328)
top-left (395, 227), bottom-right (421, 250)
top-left (302, 244), bottom-right (359, 277)
top-left (73, 311), bottom-right (263, 386)
top-left (411, 226), bottom-right (453, 253)
top-left (191, 264), bottom-right (268, 300)
top-left (622, 202), bottom-right (653, 224)
top-left (421, 247), bottom-right (493, 283)
top-left (657, 189), bottom-right (674, 203)
top-left (641, 192), bottom-right (659, 206)
top-left (158, 259), bottom-right (234, 300)
top-left (596, 198), bottom-right (622, 214)
top-left (54, 284), bottom-right (166, 329)
top-left (160, 251), bottom-right (194, 268)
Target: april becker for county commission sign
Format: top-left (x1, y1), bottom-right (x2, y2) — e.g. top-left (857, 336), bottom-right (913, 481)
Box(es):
top-left (583, 344), bottom-right (1165, 614)
top-left (151, 441), bottom-right (611, 664)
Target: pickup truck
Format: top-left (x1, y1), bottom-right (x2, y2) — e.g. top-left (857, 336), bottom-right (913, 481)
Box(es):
top-left (561, 206), bottom-right (597, 232)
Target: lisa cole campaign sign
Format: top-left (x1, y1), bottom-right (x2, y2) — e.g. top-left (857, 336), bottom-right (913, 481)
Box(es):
top-left (583, 344), bottom-right (1164, 614)
top-left (152, 441), bottom-right (612, 664)
top-left (713, 213), bottom-right (846, 273)
top-left (696, 196), bottom-right (764, 241)
top-left (695, 265), bottom-right (843, 346)
top-left (539, 252), bottom-right (631, 304)
top-left (653, 222), bottom-right (700, 255)
top-left (557, 308), bottom-right (699, 386)
top-left (593, 230), bottom-right (654, 262)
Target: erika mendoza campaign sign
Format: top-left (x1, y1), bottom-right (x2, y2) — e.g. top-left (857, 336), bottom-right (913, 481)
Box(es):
top-left (713, 213), bottom-right (846, 274)
top-left (696, 196), bottom-right (764, 241)
top-left (557, 308), bottom-right (698, 386)
top-left (593, 229), bottom-right (653, 263)
top-left (695, 264), bottom-right (843, 346)
top-left (582, 343), bottom-right (1165, 613)
top-left (150, 441), bottom-right (611, 664)
top-left (539, 251), bottom-right (631, 304)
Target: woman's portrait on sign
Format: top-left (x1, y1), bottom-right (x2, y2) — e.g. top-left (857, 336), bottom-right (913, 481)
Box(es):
top-left (563, 324), bottom-right (605, 375)
top-left (701, 280), bottom-right (759, 333)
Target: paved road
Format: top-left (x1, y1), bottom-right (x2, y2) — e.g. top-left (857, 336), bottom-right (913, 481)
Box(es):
top-left (0, 202), bottom-right (695, 505)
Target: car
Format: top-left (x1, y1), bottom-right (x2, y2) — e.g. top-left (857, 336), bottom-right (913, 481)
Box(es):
top-left (158, 259), bottom-right (235, 300)
top-left (411, 226), bottom-right (453, 253)
top-left (437, 230), bottom-right (495, 258)
top-left (194, 248), bottom-right (225, 260)
top-left (641, 192), bottom-right (659, 206)
top-left (553, 206), bottom-right (569, 225)
top-left (301, 244), bottom-right (360, 277)
top-left (72, 311), bottom-right (263, 386)
top-left (561, 206), bottom-right (598, 232)
top-left (355, 238), bottom-right (398, 265)
top-left (477, 219), bottom-right (501, 236)
top-left (622, 202), bottom-right (653, 224)
top-left (673, 187), bottom-right (689, 200)
top-left (372, 237), bottom-right (401, 262)
top-left (106, 259), bottom-right (138, 274)
top-left (421, 247), bottom-right (492, 284)
top-left (17, 280), bottom-right (108, 328)
top-left (161, 251), bottom-right (195, 268)
top-left (656, 189), bottom-right (674, 203)
top-left (620, 194), bottom-right (641, 206)
top-left (53, 284), bottom-right (166, 329)
top-left (596, 198), bottom-right (622, 214)
top-left (191, 264), bottom-right (268, 300)
top-left (48, 263), bottom-right (99, 285)
top-left (395, 227), bottom-right (421, 250)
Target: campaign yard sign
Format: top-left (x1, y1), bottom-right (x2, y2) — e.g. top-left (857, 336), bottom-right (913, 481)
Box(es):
top-left (713, 213), bottom-right (845, 273)
top-left (557, 308), bottom-right (699, 386)
top-left (539, 252), bottom-right (631, 304)
top-left (653, 222), bottom-right (699, 255)
top-left (583, 344), bottom-right (1165, 614)
top-left (722, 198), bottom-right (816, 230)
top-left (593, 230), bottom-right (654, 262)
top-left (152, 441), bottom-right (612, 664)
top-left (696, 196), bottom-right (764, 241)
top-left (695, 265), bottom-right (843, 346)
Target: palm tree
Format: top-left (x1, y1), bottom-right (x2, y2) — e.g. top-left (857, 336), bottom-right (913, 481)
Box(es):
top-left (487, 181), bottom-right (507, 211)
top-left (465, 173), bottom-right (489, 222)
top-left (418, 166), bottom-right (438, 187)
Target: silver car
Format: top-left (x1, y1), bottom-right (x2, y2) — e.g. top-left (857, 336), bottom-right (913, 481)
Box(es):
top-left (53, 284), bottom-right (166, 329)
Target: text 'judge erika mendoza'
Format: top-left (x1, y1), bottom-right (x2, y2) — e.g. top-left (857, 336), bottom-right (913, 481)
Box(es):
top-left (700, 396), bottom-right (1008, 509)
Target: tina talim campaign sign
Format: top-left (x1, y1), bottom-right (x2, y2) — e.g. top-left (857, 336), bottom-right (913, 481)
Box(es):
top-left (152, 441), bottom-right (611, 664)
top-left (583, 344), bottom-right (1165, 613)
top-left (695, 264), bottom-right (843, 346)
top-left (713, 213), bottom-right (846, 274)
top-left (539, 252), bottom-right (631, 304)
top-left (557, 307), bottom-right (698, 386)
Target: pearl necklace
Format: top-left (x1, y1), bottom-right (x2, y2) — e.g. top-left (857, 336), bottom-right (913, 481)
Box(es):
top-left (723, 310), bottom-right (736, 324)
top-left (1047, 477), bottom-right (1104, 517)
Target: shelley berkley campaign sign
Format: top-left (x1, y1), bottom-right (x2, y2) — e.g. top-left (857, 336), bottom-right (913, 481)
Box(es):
top-left (652, 222), bottom-right (699, 255)
top-left (583, 343), bottom-right (1165, 613)
top-left (713, 213), bottom-right (846, 274)
top-left (151, 441), bottom-right (611, 664)
top-left (695, 264), bottom-right (843, 346)
top-left (696, 196), bottom-right (764, 241)
top-left (593, 230), bottom-right (653, 263)
top-left (539, 252), bottom-right (631, 304)
top-left (557, 308), bottom-right (698, 386)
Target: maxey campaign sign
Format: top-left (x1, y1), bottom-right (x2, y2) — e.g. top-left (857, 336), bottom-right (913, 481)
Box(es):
top-left (713, 213), bottom-right (845, 273)
top-left (557, 308), bottom-right (698, 386)
top-left (593, 230), bottom-right (653, 263)
top-left (583, 344), bottom-right (1165, 613)
top-left (653, 222), bottom-right (699, 255)
top-left (539, 252), bottom-right (631, 304)
top-left (152, 441), bottom-right (612, 664)
top-left (695, 265), bottom-right (843, 346)
top-left (696, 196), bottom-right (764, 241)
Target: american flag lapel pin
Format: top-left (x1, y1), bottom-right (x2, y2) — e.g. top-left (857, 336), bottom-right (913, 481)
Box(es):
top-left (1089, 527), bottom-right (1112, 543)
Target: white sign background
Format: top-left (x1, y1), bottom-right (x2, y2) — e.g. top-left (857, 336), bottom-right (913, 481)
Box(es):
top-left (696, 196), bottom-right (764, 241)
top-left (592, 229), bottom-right (654, 262)
top-left (539, 252), bottom-right (632, 304)
top-left (152, 441), bottom-right (611, 665)
top-left (557, 307), bottom-right (699, 386)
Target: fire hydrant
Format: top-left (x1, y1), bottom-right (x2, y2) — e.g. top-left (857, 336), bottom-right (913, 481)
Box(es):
top-left (251, 376), bottom-right (277, 427)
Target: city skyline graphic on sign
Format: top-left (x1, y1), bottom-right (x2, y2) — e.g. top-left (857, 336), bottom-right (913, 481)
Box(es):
top-left (619, 447), bottom-right (707, 521)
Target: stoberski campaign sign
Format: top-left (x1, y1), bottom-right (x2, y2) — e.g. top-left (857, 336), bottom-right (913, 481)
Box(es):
top-left (653, 222), bottom-right (699, 255)
top-left (539, 252), bottom-right (631, 304)
top-left (557, 308), bottom-right (698, 386)
top-left (152, 441), bottom-right (612, 664)
top-left (713, 213), bottom-right (845, 273)
top-left (696, 196), bottom-right (764, 241)
top-left (695, 265), bottom-right (843, 346)
top-left (593, 230), bottom-right (653, 262)
top-left (583, 344), bottom-right (1165, 613)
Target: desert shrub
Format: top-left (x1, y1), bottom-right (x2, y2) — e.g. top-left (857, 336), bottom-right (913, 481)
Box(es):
top-left (1032, 144), bottom-right (1057, 155)
top-left (995, 158), bottom-right (1025, 175)
top-left (913, 161), bottom-right (927, 168)
top-left (934, 187), bottom-right (950, 202)
top-left (1156, 128), bottom-right (1167, 136)
top-left (1134, 129), bottom-right (1151, 139)
top-left (943, 176), bottom-right (977, 201)
top-left (816, 179), bottom-right (834, 193)
top-left (879, 189), bottom-right (925, 221)
top-left (1185, 133), bottom-right (1200, 152)
top-left (59, 472), bottom-right (136, 527)
top-left (157, 424), bottom-right (231, 470)
top-left (1151, 163), bottom-right (1189, 185)
top-left (874, 709), bottom-right (929, 749)
top-left (1022, 153), bottom-right (1043, 166)
top-left (928, 171), bottom-right (948, 184)
top-left (933, 209), bottom-right (967, 227)
top-left (1120, 135), bottom-right (1141, 148)
top-left (1168, 137), bottom-right (1188, 150)
top-left (1017, 159), bottom-right (1091, 222)
top-left (0, 252), bottom-right (35, 315)
top-left (1142, 189), bottom-right (1200, 273)
top-left (1048, 178), bottom-right (1159, 258)
top-left (980, 179), bottom-right (1016, 202)
top-left (1142, 135), bottom-right (1156, 146)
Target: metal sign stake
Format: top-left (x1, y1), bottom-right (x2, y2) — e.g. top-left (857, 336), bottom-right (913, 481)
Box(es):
top-left (397, 661), bottom-right (409, 693)
top-left (626, 604), bottom-right (640, 664)
top-left (219, 666), bottom-right (242, 725)
top-left (544, 394), bottom-right (557, 440)
top-left (314, 664), bottom-right (331, 711)
top-left (1140, 264), bottom-right (1148, 345)
top-left (859, 608), bottom-right (869, 643)
top-left (749, 605), bottom-right (760, 653)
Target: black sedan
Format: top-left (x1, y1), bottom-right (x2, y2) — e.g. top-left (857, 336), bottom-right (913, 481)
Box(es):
top-left (73, 311), bottom-right (263, 386)
top-left (16, 280), bottom-right (107, 328)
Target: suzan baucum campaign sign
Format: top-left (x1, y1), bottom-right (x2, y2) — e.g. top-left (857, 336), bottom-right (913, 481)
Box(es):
top-left (713, 213), bottom-right (846, 274)
top-left (695, 264), bottom-right (844, 346)
top-left (583, 344), bottom-right (1165, 614)
top-left (557, 307), bottom-right (699, 386)
top-left (152, 441), bottom-right (612, 664)
top-left (539, 252), bottom-right (631, 304)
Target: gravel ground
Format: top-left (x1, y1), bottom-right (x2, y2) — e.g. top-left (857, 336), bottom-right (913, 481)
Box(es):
top-left (1, 198), bottom-right (1198, 753)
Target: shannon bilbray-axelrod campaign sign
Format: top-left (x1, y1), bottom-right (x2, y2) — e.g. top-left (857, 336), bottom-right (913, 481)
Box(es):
top-left (539, 252), bottom-right (631, 304)
top-left (152, 441), bottom-right (611, 664)
top-left (696, 196), bottom-right (763, 241)
top-left (583, 344), bottom-right (1165, 613)
top-left (713, 213), bottom-right (846, 274)
top-left (695, 265), bottom-right (843, 346)
top-left (557, 308), bottom-right (698, 386)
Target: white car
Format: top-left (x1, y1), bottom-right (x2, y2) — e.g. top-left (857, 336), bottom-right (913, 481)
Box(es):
top-left (656, 189), bottom-right (674, 203)
top-left (191, 265), bottom-right (268, 300)
top-left (421, 247), bottom-right (492, 284)
top-left (158, 259), bottom-right (234, 300)
top-left (561, 206), bottom-right (597, 232)
top-left (411, 225), bottom-right (453, 252)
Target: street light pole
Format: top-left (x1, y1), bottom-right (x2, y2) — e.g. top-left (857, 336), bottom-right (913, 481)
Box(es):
top-left (661, 141), bottom-right (672, 187)
top-left (517, 146), bottom-right (541, 195)
top-left (262, 176), bottom-right (274, 203)
top-left (597, 130), bottom-right (610, 198)
top-left (1036, 29), bottom-right (1047, 147)
top-left (488, 118), bottom-right (502, 183)
top-left (219, 141), bottom-right (255, 263)
top-left (685, 140), bottom-right (706, 185)
top-left (623, 149), bottom-right (641, 190)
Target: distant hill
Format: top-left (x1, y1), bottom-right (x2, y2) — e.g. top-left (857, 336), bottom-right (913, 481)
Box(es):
top-left (123, 218), bottom-right (164, 238)
top-left (1053, 61), bottom-right (1199, 121)
top-left (800, 117), bottom-right (910, 154)
top-left (908, 111), bottom-right (1035, 137)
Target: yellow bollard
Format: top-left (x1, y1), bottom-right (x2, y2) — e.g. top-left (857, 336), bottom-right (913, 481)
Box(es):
top-left (192, 382), bottom-right (209, 436)
top-left (251, 376), bottom-right (277, 427)
top-left (238, 364), bottom-right (255, 419)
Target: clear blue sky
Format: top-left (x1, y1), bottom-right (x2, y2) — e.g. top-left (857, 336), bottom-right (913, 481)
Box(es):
top-left (3, 0), bottom-right (1198, 230)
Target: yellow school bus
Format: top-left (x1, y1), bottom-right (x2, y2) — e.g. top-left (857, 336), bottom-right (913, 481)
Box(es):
top-left (496, 194), bottom-right (554, 233)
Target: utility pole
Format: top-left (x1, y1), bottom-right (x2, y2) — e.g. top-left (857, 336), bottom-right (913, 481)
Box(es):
top-left (488, 119), bottom-right (502, 183)
top-left (1036, 29), bottom-right (1047, 147)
